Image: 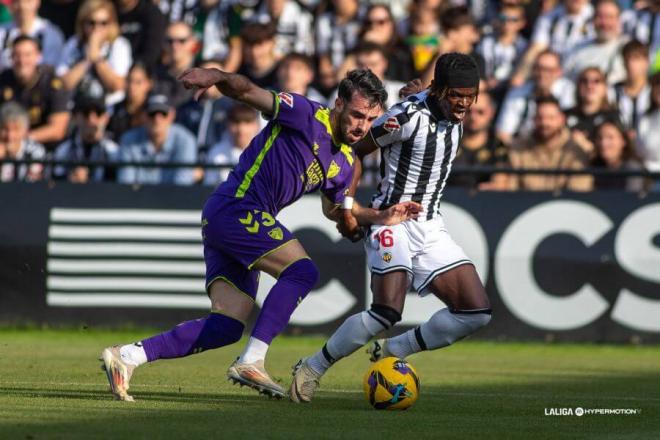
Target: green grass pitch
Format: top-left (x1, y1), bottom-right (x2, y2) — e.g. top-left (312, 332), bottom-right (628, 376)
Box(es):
top-left (0, 329), bottom-right (659, 439)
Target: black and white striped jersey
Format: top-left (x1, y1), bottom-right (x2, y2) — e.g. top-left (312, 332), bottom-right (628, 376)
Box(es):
top-left (614, 82), bottom-right (652, 132)
top-left (368, 91), bottom-right (463, 221)
top-left (477, 33), bottom-right (528, 82)
top-left (531, 2), bottom-right (595, 58)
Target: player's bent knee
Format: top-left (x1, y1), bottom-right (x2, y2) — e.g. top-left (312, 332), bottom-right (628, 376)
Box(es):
top-left (370, 303), bottom-right (402, 328)
top-left (279, 258), bottom-right (320, 289)
top-left (454, 310), bottom-right (492, 332)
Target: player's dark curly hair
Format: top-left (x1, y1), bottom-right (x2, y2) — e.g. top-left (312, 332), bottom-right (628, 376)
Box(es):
top-left (337, 69), bottom-right (388, 109)
top-left (432, 53), bottom-right (480, 103)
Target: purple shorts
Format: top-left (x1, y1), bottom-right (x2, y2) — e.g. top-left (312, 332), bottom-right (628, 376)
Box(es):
top-left (202, 195), bottom-right (295, 299)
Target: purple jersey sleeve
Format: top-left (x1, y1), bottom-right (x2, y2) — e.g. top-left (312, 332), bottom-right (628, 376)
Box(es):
top-left (268, 92), bottom-right (317, 140)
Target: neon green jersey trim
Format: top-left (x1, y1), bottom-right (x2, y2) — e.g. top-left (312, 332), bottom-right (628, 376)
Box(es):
top-left (235, 124), bottom-right (282, 198)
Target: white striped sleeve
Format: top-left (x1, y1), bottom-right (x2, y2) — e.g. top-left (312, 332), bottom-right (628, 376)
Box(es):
top-left (369, 106), bottom-right (417, 148)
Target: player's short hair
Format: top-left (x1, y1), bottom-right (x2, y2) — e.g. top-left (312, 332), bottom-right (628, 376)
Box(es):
top-left (440, 6), bottom-right (475, 32)
top-left (353, 41), bottom-right (388, 60)
top-left (228, 102), bottom-right (258, 123)
top-left (622, 40), bottom-right (649, 60)
top-left (0, 101), bottom-right (30, 127)
top-left (433, 52), bottom-right (480, 92)
top-left (241, 22), bottom-right (277, 45)
top-left (280, 52), bottom-right (314, 71)
top-left (11, 34), bottom-right (41, 52)
top-left (337, 68), bottom-right (388, 109)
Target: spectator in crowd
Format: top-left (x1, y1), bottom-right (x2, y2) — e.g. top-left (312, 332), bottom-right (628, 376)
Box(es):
top-left (343, 42), bottom-right (404, 109)
top-left (512, 0), bottom-right (595, 87)
top-left (201, 0), bottom-right (251, 73)
top-left (155, 21), bottom-right (197, 107)
top-left (420, 6), bottom-right (485, 86)
top-left (508, 96), bottom-right (592, 192)
top-left (438, 6), bottom-right (483, 68)
top-left (157, 0), bottom-right (219, 29)
top-left (176, 59), bottom-right (234, 155)
top-left (276, 52), bottom-right (326, 105)
top-left (315, 0), bottom-right (361, 89)
top-left (237, 22), bottom-right (279, 89)
top-left (251, 0), bottom-right (314, 58)
top-left (0, 35), bottom-right (70, 147)
top-left (563, 0), bottom-right (628, 85)
top-left (566, 67), bottom-right (622, 156)
top-left (118, 92), bottom-right (196, 185)
top-left (108, 61), bottom-right (153, 141)
top-left (58, 0), bottom-right (132, 107)
top-left (38, 0), bottom-right (80, 38)
top-left (52, 94), bottom-right (118, 183)
top-left (637, 72), bottom-right (660, 172)
top-left (203, 102), bottom-right (259, 185)
top-left (496, 49), bottom-right (575, 144)
top-left (0, 0), bottom-right (65, 69)
top-left (449, 91), bottom-right (510, 190)
top-left (0, 101), bottom-right (45, 182)
top-left (476, 2), bottom-right (528, 96)
top-left (591, 120), bottom-right (645, 191)
top-left (114, 0), bottom-right (166, 70)
top-left (358, 3), bottom-right (414, 82)
top-left (614, 40), bottom-right (652, 134)
top-left (623, 0), bottom-right (660, 71)
top-left (404, 2), bottom-right (440, 75)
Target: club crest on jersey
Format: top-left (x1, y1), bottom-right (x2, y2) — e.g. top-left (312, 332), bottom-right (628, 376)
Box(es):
top-left (383, 252), bottom-right (392, 263)
top-left (278, 92), bottom-right (294, 108)
top-left (268, 227), bottom-right (284, 240)
top-left (327, 160), bottom-right (340, 179)
top-left (383, 116), bottom-right (400, 132)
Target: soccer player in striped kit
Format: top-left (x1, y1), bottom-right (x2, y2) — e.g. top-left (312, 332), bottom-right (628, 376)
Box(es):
top-left (100, 66), bottom-right (422, 401)
top-left (290, 53), bottom-right (492, 403)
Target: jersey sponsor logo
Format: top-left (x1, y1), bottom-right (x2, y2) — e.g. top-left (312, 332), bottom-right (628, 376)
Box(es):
top-left (383, 116), bottom-right (401, 132)
top-left (278, 92), bottom-right (294, 108)
top-left (327, 160), bottom-right (340, 179)
top-left (268, 227), bottom-right (284, 240)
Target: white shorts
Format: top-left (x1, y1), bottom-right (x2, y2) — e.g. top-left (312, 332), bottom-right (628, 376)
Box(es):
top-left (365, 216), bottom-right (472, 296)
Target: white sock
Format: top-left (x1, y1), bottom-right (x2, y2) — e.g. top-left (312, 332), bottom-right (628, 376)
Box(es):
top-left (120, 342), bottom-right (148, 367)
top-left (239, 337), bottom-right (269, 364)
top-left (386, 329), bottom-right (422, 359)
top-left (387, 309), bottom-right (491, 358)
top-left (307, 311), bottom-right (388, 375)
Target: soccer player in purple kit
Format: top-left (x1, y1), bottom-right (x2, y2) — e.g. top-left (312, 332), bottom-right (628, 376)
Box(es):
top-left (100, 66), bottom-right (422, 401)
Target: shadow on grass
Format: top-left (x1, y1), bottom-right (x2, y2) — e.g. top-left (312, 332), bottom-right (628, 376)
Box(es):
top-left (2, 371), bottom-right (659, 440)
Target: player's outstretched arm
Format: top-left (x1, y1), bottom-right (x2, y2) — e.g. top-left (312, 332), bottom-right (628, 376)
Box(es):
top-left (178, 67), bottom-right (275, 115)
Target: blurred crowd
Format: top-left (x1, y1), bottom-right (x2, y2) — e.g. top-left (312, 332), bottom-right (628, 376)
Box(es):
top-left (0, 0), bottom-right (658, 191)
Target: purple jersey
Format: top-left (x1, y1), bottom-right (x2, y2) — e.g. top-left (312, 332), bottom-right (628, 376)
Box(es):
top-left (214, 92), bottom-right (355, 216)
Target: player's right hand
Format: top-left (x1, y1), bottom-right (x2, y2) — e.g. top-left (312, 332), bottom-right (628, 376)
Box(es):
top-left (337, 210), bottom-right (363, 242)
top-left (178, 67), bottom-right (224, 101)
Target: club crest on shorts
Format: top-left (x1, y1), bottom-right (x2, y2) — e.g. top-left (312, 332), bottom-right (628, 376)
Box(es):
top-left (382, 252), bottom-right (392, 263)
top-left (268, 227), bottom-right (284, 240)
top-left (278, 92), bottom-right (294, 108)
top-left (383, 116), bottom-right (401, 132)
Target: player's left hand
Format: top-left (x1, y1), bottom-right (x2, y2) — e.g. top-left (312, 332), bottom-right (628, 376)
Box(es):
top-left (380, 201), bottom-right (423, 225)
top-left (178, 67), bottom-right (224, 101)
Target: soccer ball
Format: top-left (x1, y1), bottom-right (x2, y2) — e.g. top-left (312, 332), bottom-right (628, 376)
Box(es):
top-left (363, 357), bottom-right (420, 410)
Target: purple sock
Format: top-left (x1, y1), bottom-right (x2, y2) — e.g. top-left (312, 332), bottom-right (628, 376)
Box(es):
top-left (142, 312), bottom-right (244, 362)
top-left (251, 258), bottom-right (319, 344)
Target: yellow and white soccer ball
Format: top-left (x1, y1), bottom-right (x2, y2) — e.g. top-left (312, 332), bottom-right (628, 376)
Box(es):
top-left (363, 357), bottom-right (420, 410)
